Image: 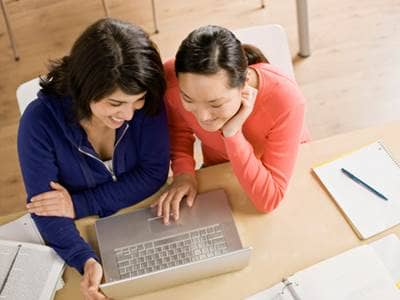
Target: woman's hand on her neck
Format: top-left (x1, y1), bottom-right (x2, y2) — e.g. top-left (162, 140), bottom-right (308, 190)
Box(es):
top-left (221, 84), bottom-right (258, 137)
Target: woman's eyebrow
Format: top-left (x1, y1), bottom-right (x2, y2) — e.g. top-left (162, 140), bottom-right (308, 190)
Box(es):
top-left (108, 95), bottom-right (145, 103)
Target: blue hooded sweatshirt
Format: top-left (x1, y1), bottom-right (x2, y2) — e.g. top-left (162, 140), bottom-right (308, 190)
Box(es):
top-left (17, 91), bottom-right (170, 273)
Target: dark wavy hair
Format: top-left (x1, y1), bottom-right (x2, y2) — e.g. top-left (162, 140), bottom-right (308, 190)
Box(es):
top-left (175, 25), bottom-right (268, 88)
top-left (40, 18), bottom-right (165, 121)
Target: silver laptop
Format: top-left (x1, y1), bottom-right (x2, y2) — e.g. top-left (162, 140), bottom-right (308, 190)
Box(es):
top-left (95, 189), bottom-right (252, 299)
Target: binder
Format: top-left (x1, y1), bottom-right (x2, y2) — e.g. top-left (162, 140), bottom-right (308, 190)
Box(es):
top-left (247, 234), bottom-right (400, 300)
top-left (312, 141), bottom-right (400, 239)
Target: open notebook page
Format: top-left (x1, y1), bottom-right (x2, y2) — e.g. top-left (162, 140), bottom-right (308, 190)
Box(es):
top-left (0, 214), bottom-right (65, 291)
top-left (0, 243), bottom-right (19, 293)
top-left (370, 234), bottom-right (400, 287)
top-left (0, 240), bottom-right (64, 300)
top-left (291, 244), bottom-right (400, 300)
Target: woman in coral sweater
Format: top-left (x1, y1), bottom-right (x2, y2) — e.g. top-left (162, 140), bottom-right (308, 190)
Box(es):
top-left (152, 25), bottom-right (310, 223)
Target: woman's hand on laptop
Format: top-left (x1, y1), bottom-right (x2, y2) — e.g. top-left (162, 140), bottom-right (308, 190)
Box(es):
top-left (151, 173), bottom-right (198, 224)
top-left (81, 258), bottom-right (108, 300)
top-left (26, 181), bottom-right (76, 218)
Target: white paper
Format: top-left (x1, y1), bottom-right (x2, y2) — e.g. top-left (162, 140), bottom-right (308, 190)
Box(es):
top-left (313, 141), bottom-right (400, 239)
top-left (246, 235), bottom-right (400, 300)
top-left (0, 214), bottom-right (65, 292)
top-left (370, 234), bottom-right (400, 285)
top-left (0, 214), bottom-right (44, 245)
top-left (291, 245), bottom-right (400, 300)
top-left (0, 240), bottom-right (64, 300)
top-left (0, 243), bottom-right (19, 291)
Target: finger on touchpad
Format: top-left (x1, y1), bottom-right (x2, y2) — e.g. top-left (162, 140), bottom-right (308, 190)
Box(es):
top-left (147, 214), bottom-right (182, 233)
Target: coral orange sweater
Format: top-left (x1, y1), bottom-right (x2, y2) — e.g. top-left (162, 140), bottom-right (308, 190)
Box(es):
top-left (164, 59), bottom-right (310, 212)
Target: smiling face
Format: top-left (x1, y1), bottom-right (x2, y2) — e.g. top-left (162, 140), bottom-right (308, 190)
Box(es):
top-left (88, 88), bottom-right (146, 129)
top-left (178, 70), bottom-right (243, 132)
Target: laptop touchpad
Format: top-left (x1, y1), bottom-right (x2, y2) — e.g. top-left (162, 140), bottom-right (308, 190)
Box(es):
top-left (147, 215), bottom-right (184, 233)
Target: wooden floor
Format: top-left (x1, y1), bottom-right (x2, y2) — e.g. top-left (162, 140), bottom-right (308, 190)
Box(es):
top-left (1, 0), bottom-right (399, 215)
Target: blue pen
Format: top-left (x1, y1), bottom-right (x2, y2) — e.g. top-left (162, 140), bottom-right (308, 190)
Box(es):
top-left (341, 168), bottom-right (388, 201)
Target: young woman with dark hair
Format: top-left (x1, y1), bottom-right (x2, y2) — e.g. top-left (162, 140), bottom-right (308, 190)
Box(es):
top-left (18, 18), bottom-right (169, 299)
top-left (152, 25), bottom-right (310, 224)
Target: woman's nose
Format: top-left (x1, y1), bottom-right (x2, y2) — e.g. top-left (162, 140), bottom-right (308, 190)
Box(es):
top-left (196, 108), bottom-right (213, 122)
top-left (119, 106), bottom-right (134, 121)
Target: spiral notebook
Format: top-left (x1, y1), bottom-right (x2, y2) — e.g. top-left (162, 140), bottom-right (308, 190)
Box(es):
top-left (246, 234), bottom-right (400, 300)
top-left (312, 141), bottom-right (400, 239)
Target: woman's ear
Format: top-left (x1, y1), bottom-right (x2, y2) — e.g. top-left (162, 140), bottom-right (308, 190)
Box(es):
top-left (246, 70), bottom-right (251, 83)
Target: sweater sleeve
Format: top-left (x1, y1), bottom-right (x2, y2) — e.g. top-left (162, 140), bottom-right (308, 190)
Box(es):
top-left (71, 107), bottom-right (170, 218)
top-left (17, 106), bottom-right (98, 274)
top-left (223, 89), bottom-right (305, 213)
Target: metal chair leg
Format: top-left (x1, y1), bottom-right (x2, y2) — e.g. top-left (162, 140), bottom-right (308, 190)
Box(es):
top-left (151, 0), bottom-right (159, 34)
top-left (0, 0), bottom-right (19, 61)
top-left (101, 0), bottom-right (110, 17)
top-left (296, 0), bottom-right (311, 57)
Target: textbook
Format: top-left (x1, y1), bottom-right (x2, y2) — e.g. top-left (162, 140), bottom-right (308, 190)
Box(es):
top-left (0, 240), bottom-right (65, 300)
top-left (312, 141), bottom-right (400, 239)
top-left (0, 214), bottom-right (65, 299)
top-left (247, 234), bottom-right (400, 300)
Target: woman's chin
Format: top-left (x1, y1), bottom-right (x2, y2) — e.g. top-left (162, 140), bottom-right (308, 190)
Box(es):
top-left (198, 120), bottom-right (224, 132)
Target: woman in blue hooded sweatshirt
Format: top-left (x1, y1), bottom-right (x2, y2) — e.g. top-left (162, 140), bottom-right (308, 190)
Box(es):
top-left (17, 18), bottom-right (169, 299)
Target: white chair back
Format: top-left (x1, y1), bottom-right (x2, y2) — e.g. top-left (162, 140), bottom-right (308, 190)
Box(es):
top-left (233, 24), bottom-right (294, 80)
top-left (16, 78), bottom-right (41, 115)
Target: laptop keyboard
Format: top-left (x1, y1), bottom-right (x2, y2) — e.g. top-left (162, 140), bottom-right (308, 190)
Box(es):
top-left (114, 224), bottom-right (228, 279)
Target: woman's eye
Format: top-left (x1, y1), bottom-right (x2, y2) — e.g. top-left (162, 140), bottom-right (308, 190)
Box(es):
top-left (210, 104), bottom-right (223, 108)
top-left (109, 102), bottom-right (121, 107)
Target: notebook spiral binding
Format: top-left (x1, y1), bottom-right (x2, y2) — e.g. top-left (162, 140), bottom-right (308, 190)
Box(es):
top-left (377, 141), bottom-right (400, 169)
